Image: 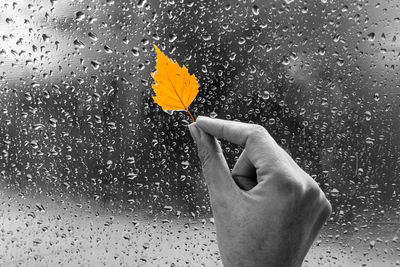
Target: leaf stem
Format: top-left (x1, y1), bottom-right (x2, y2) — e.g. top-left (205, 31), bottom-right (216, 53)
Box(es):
top-left (185, 108), bottom-right (195, 123)
top-left (165, 77), bottom-right (195, 123)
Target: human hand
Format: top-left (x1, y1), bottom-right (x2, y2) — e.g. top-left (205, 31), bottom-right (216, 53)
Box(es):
top-left (188, 116), bottom-right (331, 267)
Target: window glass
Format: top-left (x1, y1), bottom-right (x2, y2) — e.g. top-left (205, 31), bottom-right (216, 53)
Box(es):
top-left (0, 0), bottom-right (399, 265)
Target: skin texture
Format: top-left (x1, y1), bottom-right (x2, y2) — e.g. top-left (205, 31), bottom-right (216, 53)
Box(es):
top-left (188, 116), bottom-right (332, 267)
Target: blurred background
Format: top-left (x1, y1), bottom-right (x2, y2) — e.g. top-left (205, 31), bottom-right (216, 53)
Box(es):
top-left (0, 0), bottom-right (399, 266)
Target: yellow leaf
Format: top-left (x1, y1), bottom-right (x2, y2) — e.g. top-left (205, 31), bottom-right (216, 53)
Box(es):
top-left (151, 44), bottom-right (199, 122)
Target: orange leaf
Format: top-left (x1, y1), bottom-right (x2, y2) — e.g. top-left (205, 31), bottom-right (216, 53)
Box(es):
top-left (151, 44), bottom-right (199, 122)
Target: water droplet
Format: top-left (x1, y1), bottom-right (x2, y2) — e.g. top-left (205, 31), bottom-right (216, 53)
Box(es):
top-left (49, 118), bottom-right (57, 127)
top-left (282, 56), bottom-right (290, 65)
top-left (181, 161), bottom-right (189, 169)
top-left (31, 82), bottom-right (40, 88)
top-left (88, 32), bottom-right (98, 41)
top-left (330, 188), bottom-right (340, 196)
top-left (152, 139), bottom-right (158, 146)
top-left (164, 206), bottom-right (173, 211)
top-left (261, 90), bottom-right (270, 100)
top-left (202, 34), bottom-right (212, 41)
top-left (364, 111), bottom-right (372, 121)
top-left (92, 93), bottom-right (100, 102)
top-left (137, 0), bottom-right (147, 8)
top-left (318, 45), bottom-right (326, 55)
top-left (169, 34), bottom-right (177, 43)
top-left (252, 5), bottom-right (259, 16)
top-left (229, 52), bottom-right (236, 61)
top-left (336, 58), bottom-right (345, 66)
top-left (33, 123), bottom-right (45, 130)
top-left (366, 137), bottom-right (375, 145)
top-left (369, 241), bottom-right (375, 249)
top-left (367, 32), bottom-right (375, 41)
top-left (127, 172), bottom-right (137, 180)
top-left (30, 140), bottom-right (39, 149)
top-left (33, 238), bottom-right (43, 245)
top-left (75, 11), bottom-right (85, 21)
top-left (131, 47), bottom-right (139, 56)
top-left (321, 98), bottom-right (328, 106)
top-left (73, 39), bottom-right (85, 49)
top-left (24, 92), bottom-right (32, 101)
top-left (104, 45), bottom-right (112, 53)
top-left (91, 60), bottom-right (101, 70)
top-left (333, 34), bottom-right (341, 42)
top-left (42, 34), bottom-right (50, 42)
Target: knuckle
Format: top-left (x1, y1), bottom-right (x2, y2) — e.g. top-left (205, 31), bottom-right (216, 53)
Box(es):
top-left (320, 196), bottom-right (332, 220)
top-left (301, 181), bottom-right (332, 221)
top-left (199, 151), bottom-right (212, 169)
top-left (248, 124), bottom-right (268, 137)
top-left (302, 182), bottom-right (321, 203)
top-left (271, 173), bottom-right (303, 198)
top-left (247, 124), bottom-right (277, 148)
top-left (197, 145), bottom-right (211, 164)
top-left (198, 146), bottom-right (223, 170)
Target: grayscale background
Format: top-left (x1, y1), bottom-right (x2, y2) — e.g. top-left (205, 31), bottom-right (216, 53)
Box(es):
top-left (0, 0), bottom-right (399, 266)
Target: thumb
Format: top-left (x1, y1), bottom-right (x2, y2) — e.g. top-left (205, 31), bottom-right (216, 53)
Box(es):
top-left (188, 123), bottom-right (238, 203)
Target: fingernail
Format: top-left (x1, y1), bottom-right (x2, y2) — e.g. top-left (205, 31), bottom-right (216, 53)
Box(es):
top-left (188, 123), bottom-right (199, 141)
top-left (196, 115), bottom-right (208, 121)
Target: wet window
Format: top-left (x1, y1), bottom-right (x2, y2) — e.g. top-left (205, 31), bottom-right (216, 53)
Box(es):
top-left (0, 0), bottom-right (399, 265)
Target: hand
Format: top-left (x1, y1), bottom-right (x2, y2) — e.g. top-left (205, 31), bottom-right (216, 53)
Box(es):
top-left (189, 116), bottom-right (331, 267)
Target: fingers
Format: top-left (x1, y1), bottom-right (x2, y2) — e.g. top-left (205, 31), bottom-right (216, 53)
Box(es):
top-left (232, 150), bottom-right (257, 190)
top-left (195, 116), bottom-right (282, 179)
top-left (188, 122), bottom-right (238, 204)
top-left (196, 116), bottom-right (269, 147)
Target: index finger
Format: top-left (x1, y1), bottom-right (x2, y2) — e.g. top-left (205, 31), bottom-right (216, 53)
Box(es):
top-left (195, 116), bottom-right (282, 178)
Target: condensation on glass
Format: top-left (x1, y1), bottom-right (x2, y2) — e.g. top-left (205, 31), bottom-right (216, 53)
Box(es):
top-left (0, 0), bottom-right (399, 266)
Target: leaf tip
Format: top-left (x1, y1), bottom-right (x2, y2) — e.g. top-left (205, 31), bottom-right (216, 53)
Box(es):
top-left (153, 44), bottom-right (160, 53)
